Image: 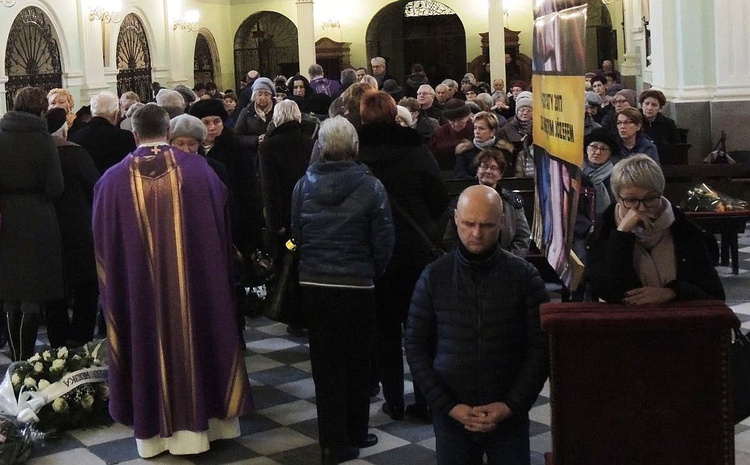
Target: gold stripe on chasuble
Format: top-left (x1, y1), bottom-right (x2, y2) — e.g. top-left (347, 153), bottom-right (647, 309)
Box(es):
top-left (165, 150), bottom-right (199, 388)
top-left (225, 350), bottom-right (249, 414)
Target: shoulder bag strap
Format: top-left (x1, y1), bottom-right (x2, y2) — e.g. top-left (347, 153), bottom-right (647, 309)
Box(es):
top-left (387, 193), bottom-right (442, 256)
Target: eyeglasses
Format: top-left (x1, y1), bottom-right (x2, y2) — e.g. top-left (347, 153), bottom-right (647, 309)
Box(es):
top-left (612, 99), bottom-right (629, 104)
top-left (616, 120), bottom-right (636, 126)
top-left (620, 196), bottom-right (661, 209)
top-left (478, 164), bottom-right (501, 172)
top-left (587, 144), bottom-right (610, 153)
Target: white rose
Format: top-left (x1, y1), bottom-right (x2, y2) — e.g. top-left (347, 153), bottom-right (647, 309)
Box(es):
top-left (51, 398), bottom-right (68, 412)
top-left (50, 359), bottom-right (66, 371)
top-left (42, 351), bottom-right (53, 362)
top-left (11, 373), bottom-right (20, 387)
top-left (28, 354), bottom-right (41, 363)
top-left (23, 377), bottom-right (36, 389)
top-left (33, 362), bottom-right (44, 373)
top-left (72, 355), bottom-right (82, 361)
top-left (56, 347), bottom-right (69, 359)
top-left (37, 379), bottom-right (50, 391)
top-left (80, 394), bottom-right (95, 410)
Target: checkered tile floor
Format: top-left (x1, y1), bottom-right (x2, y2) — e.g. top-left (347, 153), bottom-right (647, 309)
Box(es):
top-left (3, 226), bottom-right (750, 465)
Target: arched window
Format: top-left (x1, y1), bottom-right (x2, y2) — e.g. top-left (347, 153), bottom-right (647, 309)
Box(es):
top-left (116, 14), bottom-right (152, 102)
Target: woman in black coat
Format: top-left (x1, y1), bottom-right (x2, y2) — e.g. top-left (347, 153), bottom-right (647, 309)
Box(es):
top-left (258, 99), bottom-right (314, 261)
top-left (587, 155), bottom-right (724, 304)
top-left (358, 91), bottom-right (450, 422)
top-left (44, 108), bottom-right (101, 348)
top-left (0, 87), bottom-right (65, 360)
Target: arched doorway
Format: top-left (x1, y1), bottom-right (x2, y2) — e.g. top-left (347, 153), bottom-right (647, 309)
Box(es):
top-left (116, 14), bottom-right (152, 102)
top-left (586, 0), bottom-right (616, 72)
top-left (234, 12), bottom-right (299, 90)
top-left (366, 0), bottom-right (466, 85)
top-left (4, 6), bottom-right (63, 111)
top-left (194, 32), bottom-right (215, 86)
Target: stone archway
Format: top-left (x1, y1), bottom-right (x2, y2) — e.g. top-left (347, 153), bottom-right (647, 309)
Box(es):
top-left (194, 32), bottom-right (215, 86)
top-left (116, 13), bottom-right (152, 102)
top-left (366, 0), bottom-right (466, 85)
top-left (234, 11), bottom-right (298, 90)
top-left (4, 6), bottom-right (63, 110)
top-left (586, 0), bottom-right (616, 72)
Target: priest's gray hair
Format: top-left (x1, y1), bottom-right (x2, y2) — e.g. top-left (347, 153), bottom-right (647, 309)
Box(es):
top-left (272, 99), bottom-right (302, 127)
top-left (317, 116), bottom-right (358, 162)
top-left (90, 92), bottom-right (119, 118)
top-left (132, 104), bottom-right (170, 139)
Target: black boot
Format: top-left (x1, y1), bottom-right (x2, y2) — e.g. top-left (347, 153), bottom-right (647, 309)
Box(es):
top-left (19, 313), bottom-right (40, 361)
top-left (6, 310), bottom-right (21, 361)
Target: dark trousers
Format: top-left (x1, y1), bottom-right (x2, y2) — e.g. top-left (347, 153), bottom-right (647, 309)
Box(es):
top-left (433, 411), bottom-right (531, 465)
top-left (374, 271), bottom-right (427, 409)
top-left (46, 281), bottom-right (99, 347)
top-left (305, 286), bottom-right (375, 448)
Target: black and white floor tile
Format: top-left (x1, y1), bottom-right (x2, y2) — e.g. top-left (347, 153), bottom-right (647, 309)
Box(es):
top-left (3, 227), bottom-right (750, 465)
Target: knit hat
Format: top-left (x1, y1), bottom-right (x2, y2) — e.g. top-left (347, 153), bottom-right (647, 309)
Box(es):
top-left (466, 101), bottom-right (481, 115)
top-left (584, 127), bottom-right (619, 155)
top-left (189, 98), bottom-right (228, 120)
top-left (45, 107), bottom-right (67, 134)
top-left (251, 77), bottom-right (276, 97)
top-left (169, 114), bottom-right (207, 143)
top-left (396, 105), bottom-right (413, 126)
top-left (382, 79), bottom-right (403, 96)
top-left (173, 84), bottom-right (197, 105)
top-left (605, 84), bottom-right (623, 97)
top-left (515, 94), bottom-right (533, 111)
top-left (614, 89), bottom-right (637, 108)
top-left (585, 91), bottom-right (602, 107)
top-left (509, 80), bottom-right (528, 91)
top-left (441, 98), bottom-right (470, 120)
top-left (461, 73), bottom-right (477, 85)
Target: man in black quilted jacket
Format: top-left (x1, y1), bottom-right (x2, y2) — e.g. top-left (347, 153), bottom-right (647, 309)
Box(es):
top-left (405, 185), bottom-right (549, 465)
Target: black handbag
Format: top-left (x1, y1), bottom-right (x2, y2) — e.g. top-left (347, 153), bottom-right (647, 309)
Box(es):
top-left (732, 328), bottom-right (750, 423)
top-left (260, 240), bottom-right (306, 328)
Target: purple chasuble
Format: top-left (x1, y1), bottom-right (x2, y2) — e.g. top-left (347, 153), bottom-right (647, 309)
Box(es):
top-left (93, 145), bottom-right (253, 440)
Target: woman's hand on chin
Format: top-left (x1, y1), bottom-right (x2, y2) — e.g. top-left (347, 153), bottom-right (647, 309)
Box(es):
top-left (623, 286), bottom-right (676, 306)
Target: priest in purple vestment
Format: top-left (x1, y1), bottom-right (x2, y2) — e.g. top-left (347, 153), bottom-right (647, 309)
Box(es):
top-left (92, 104), bottom-right (253, 458)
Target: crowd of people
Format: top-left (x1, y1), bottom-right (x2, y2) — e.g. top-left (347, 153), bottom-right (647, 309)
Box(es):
top-left (0, 56), bottom-right (725, 465)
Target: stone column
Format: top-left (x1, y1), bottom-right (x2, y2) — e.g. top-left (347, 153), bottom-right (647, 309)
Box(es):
top-left (647, 0), bottom-right (750, 157)
top-left (79, 3), bottom-right (110, 100)
top-left (297, 0), bottom-right (316, 74)
top-left (488, 0), bottom-right (506, 84)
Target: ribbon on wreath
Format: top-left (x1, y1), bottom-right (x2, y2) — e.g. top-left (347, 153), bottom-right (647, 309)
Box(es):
top-left (0, 364), bottom-right (108, 423)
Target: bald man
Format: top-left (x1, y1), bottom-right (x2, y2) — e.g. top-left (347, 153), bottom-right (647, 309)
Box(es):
top-left (405, 185), bottom-right (549, 465)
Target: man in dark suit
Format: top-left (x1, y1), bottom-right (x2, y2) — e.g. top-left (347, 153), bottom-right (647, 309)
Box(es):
top-left (69, 91), bottom-right (136, 174)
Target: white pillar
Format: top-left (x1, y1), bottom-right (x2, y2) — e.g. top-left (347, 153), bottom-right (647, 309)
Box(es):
top-left (297, 0), bottom-right (316, 74)
top-left (712, 0), bottom-right (750, 99)
top-left (488, 0), bottom-right (506, 84)
top-left (79, 1), bottom-right (107, 95)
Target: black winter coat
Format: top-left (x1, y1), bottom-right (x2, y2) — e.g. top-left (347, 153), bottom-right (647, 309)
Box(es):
top-left (358, 123), bottom-right (449, 283)
top-left (587, 202), bottom-right (725, 303)
top-left (0, 111), bottom-right (64, 301)
top-left (258, 121), bottom-right (313, 233)
top-left (68, 117), bottom-right (135, 174)
top-left (641, 111), bottom-right (682, 147)
top-left (52, 137), bottom-right (100, 285)
top-left (405, 246), bottom-right (550, 417)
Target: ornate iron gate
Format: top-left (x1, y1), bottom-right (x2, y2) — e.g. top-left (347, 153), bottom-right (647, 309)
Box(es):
top-left (194, 33), bottom-right (214, 85)
top-left (234, 12), bottom-right (299, 91)
top-left (4, 6), bottom-right (63, 111)
top-left (116, 14), bottom-right (152, 102)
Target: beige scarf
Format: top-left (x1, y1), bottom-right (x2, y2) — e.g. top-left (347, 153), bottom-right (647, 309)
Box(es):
top-left (614, 198), bottom-right (677, 287)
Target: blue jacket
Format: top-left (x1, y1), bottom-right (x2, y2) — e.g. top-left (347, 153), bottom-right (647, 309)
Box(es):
top-left (405, 245), bottom-right (550, 418)
top-left (292, 160), bottom-right (394, 288)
